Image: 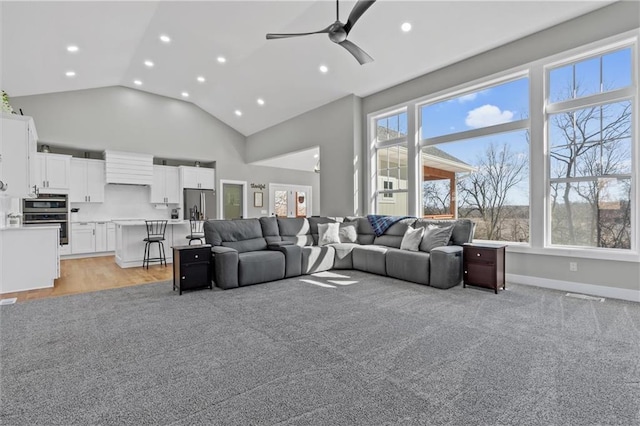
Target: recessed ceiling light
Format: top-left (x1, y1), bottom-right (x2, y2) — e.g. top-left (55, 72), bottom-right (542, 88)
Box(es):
top-left (319, 65), bottom-right (328, 73)
top-left (401, 22), bottom-right (412, 32)
top-left (234, 110), bottom-right (242, 117)
top-left (257, 98), bottom-right (265, 106)
top-left (181, 92), bottom-right (189, 98)
top-left (65, 71), bottom-right (76, 77)
top-left (133, 79), bottom-right (142, 86)
top-left (217, 56), bottom-right (226, 64)
top-left (66, 45), bottom-right (79, 53)
top-left (197, 76), bottom-right (206, 83)
top-left (160, 34), bottom-right (171, 43)
top-left (144, 60), bottom-right (154, 67)
top-left (313, 154), bottom-right (319, 158)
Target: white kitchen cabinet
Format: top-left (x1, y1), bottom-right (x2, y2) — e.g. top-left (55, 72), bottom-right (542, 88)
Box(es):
top-left (95, 222), bottom-right (107, 252)
top-left (0, 114), bottom-right (37, 198)
top-left (180, 166), bottom-right (215, 190)
top-left (106, 222), bottom-right (116, 251)
top-left (0, 225), bottom-right (59, 293)
top-left (71, 222), bottom-right (96, 254)
top-left (70, 158), bottom-right (105, 203)
top-left (151, 165), bottom-right (180, 204)
top-left (35, 153), bottom-right (71, 193)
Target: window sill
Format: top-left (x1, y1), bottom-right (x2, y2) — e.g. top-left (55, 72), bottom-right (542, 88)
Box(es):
top-left (503, 243), bottom-right (639, 263)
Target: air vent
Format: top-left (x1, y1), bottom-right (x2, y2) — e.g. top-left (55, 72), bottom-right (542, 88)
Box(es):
top-left (566, 293), bottom-right (605, 302)
top-left (104, 150), bottom-right (153, 185)
top-left (0, 298), bottom-right (17, 305)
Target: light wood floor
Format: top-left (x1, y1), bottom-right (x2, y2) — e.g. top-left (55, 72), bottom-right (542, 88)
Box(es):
top-left (1, 256), bottom-right (172, 303)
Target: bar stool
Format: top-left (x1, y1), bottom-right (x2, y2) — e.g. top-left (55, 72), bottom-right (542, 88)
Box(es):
top-left (186, 220), bottom-right (205, 245)
top-left (143, 220), bottom-right (168, 269)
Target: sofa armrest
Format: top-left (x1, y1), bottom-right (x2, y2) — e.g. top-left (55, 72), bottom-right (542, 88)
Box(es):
top-left (269, 244), bottom-right (302, 278)
top-left (268, 241), bottom-right (294, 248)
top-left (429, 246), bottom-right (463, 289)
top-left (211, 246), bottom-right (239, 289)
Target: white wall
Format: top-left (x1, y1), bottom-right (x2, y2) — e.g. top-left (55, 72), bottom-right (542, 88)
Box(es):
top-left (12, 86), bottom-right (320, 218)
top-left (246, 95), bottom-right (362, 217)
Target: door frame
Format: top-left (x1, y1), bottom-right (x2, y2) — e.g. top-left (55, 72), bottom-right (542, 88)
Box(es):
top-left (219, 179), bottom-right (248, 219)
top-left (269, 183), bottom-right (312, 217)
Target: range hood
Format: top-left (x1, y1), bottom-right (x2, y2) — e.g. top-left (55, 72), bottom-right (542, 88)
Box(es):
top-left (104, 150), bottom-right (153, 185)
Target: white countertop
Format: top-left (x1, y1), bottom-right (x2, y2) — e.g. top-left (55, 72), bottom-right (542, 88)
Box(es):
top-left (112, 219), bottom-right (187, 226)
top-left (0, 224), bottom-right (61, 232)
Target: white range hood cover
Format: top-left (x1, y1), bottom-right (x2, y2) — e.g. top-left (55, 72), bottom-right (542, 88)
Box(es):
top-left (104, 150), bottom-right (153, 185)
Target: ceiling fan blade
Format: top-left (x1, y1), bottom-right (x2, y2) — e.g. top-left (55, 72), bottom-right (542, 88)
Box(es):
top-left (266, 25), bottom-right (332, 40)
top-left (343, 0), bottom-right (376, 34)
top-left (339, 39), bottom-right (373, 65)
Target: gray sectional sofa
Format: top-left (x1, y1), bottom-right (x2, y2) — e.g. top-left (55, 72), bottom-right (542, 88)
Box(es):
top-left (203, 216), bottom-right (475, 290)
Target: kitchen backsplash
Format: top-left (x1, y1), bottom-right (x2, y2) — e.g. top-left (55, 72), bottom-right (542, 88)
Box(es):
top-left (70, 185), bottom-right (178, 221)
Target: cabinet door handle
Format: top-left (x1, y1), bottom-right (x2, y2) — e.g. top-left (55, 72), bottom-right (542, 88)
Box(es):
top-left (88, 195), bottom-right (91, 202)
top-left (182, 276), bottom-right (186, 280)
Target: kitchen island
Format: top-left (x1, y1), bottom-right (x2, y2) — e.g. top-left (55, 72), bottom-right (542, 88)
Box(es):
top-left (113, 220), bottom-right (193, 268)
top-left (0, 225), bottom-right (60, 294)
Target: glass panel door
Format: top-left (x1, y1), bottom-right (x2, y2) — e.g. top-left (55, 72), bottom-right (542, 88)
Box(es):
top-left (222, 183), bottom-right (243, 219)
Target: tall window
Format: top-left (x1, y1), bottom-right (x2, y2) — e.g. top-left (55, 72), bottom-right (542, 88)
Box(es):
top-left (546, 46), bottom-right (634, 249)
top-left (419, 77), bottom-right (531, 242)
top-left (374, 111), bottom-right (408, 215)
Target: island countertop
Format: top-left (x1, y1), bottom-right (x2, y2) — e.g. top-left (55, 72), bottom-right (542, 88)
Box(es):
top-left (112, 219), bottom-right (187, 226)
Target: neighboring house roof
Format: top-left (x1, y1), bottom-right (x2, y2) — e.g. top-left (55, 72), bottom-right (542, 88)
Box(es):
top-left (377, 126), bottom-right (475, 173)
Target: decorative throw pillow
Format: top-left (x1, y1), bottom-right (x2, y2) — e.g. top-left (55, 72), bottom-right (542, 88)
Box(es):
top-left (400, 226), bottom-right (425, 251)
top-left (318, 222), bottom-right (340, 246)
top-left (339, 223), bottom-right (358, 243)
top-left (420, 224), bottom-right (454, 252)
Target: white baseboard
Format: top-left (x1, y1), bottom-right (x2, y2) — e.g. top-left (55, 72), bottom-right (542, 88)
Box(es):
top-left (507, 274), bottom-right (640, 303)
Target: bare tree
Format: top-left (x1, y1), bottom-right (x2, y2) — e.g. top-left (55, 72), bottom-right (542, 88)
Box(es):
top-left (550, 101), bottom-right (631, 247)
top-left (422, 180), bottom-right (450, 216)
top-left (458, 142), bottom-right (528, 240)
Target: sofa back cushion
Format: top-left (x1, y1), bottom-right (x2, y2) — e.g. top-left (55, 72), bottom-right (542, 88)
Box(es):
top-left (277, 217), bottom-right (313, 246)
top-left (373, 218), bottom-right (417, 248)
top-left (353, 217), bottom-right (376, 245)
top-left (414, 218), bottom-right (475, 246)
top-left (204, 219), bottom-right (268, 253)
top-left (259, 217), bottom-right (281, 244)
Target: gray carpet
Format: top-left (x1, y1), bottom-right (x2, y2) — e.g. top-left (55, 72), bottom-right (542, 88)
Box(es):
top-left (1, 271), bottom-right (639, 426)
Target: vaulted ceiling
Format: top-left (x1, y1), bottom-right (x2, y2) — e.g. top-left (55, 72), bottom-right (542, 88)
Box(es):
top-left (1, 1), bottom-right (612, 137)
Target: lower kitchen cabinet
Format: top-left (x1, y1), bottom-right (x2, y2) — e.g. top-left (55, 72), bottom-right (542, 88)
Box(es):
top-left (71, 222), bottom-right (96, 254)
top-left (70, 221), bottom-right (117, 255)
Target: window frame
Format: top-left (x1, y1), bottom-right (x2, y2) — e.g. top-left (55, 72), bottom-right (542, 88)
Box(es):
top-left (544, 41), bottom-right (637, 253)
top-left (365, 29), bottom-right (639, 262)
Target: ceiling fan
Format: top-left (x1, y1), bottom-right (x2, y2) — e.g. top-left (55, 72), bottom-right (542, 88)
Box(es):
top-left (266, 0), bottom-right (377, 65)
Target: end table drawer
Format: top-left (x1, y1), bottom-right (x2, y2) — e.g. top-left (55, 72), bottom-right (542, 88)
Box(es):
top-left (180, 248), bottom-right (209, 264)
top-left (464, 247), bottom-right (497, 262)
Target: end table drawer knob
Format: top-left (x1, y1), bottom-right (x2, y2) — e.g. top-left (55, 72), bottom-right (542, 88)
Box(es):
top-left (195, 254), bottom-right (199, 259)
top-left (476, 253), bottom-right (481, 257)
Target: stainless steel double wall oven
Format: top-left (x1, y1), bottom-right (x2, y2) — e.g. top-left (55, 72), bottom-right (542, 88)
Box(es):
top-left (22, 194), bottom-right (69, 245)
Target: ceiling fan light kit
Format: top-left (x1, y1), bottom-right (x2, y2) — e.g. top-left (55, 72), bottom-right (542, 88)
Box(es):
top-left (266, 0), bottom-right (376, 65)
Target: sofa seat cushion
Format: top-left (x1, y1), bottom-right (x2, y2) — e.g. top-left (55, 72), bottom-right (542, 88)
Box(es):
top-left (301, 246), bottom-right (336, 274)
top-left (385, 248), bottom-right (430, 285)
top-left (352, 245), bottom-right (389, 276)
top-left (238, 251), bottom-right (285, 286)
top-left (328, 243), bottom-right (359, 269)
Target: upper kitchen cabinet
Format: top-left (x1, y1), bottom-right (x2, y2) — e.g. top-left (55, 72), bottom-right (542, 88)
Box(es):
top-left (34, 153), bottom-right (71, 193)
top-left (0, 114), bottom-right (37, 197)
top-left (70, 158), bottom-right (105, 203)
top-left (179, 166), bottom-right (215, 190)
top-left (151, 165), bottom-right (180, 204)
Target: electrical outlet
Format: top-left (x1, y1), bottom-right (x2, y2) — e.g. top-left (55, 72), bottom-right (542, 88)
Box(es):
top-left (569, 262), bottom-right (578, 272)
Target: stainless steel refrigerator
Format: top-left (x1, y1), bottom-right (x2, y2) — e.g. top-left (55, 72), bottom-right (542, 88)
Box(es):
top-left (183, 189), bottom-right (216, 220)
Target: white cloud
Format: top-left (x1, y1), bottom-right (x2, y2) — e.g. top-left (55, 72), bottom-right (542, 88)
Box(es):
top-left (458, 93), bottom-right (477, 103)
top-left (465, 104), bottom-right (514, 128)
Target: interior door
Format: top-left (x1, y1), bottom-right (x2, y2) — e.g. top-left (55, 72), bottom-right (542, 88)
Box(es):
top-left (222, 183), bottom-right (244, 219)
